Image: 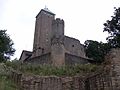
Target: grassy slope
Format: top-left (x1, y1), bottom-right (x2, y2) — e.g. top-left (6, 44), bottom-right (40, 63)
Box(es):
top-left (5, 61), bottom-right (102, 76)
top-left (0, 63), bottom-right (18, 90)
top-left (0, 75), bottom-right (18, 90)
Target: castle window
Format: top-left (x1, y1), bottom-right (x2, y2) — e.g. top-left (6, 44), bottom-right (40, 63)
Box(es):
top-left (42, 48), bottom-right (44, 53)
top-left (38, 47), bottom-right (41, 49)
top-left (72, 45), bottom-right (74, 47)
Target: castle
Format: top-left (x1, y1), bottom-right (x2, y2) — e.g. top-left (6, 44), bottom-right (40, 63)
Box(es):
top-left (20, 8), bottom-right (89, 66)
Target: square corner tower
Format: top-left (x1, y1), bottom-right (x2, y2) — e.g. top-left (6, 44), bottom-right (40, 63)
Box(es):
top-left (32, 8), bottom-right (55, 57)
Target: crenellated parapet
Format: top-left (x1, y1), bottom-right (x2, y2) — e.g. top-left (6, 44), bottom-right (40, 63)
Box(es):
top-left (52, 18), bottom-right (64, 38)
top-left (52, 18), bottom-right (64, 25)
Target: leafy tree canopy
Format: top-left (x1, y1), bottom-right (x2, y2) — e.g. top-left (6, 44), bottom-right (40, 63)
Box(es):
top-left (84, 40), bottom-right (111, 63)
top-left (84, 7), bottom-right (120, 63)
top-left (0, 30), bottom-right (15, 62)
top-left (104, 7), bottom-right (120, 48)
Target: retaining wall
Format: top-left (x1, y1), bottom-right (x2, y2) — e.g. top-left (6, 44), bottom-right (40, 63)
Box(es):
top-left (10, 71), bottom-right (112, 90)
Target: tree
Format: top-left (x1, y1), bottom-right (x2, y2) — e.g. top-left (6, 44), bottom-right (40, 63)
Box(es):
top-left (0, 30), bottom-right (15, 62)
top-left (84, 40), bottom-right (110, 63)
top-left (104, 7), bottom-right (120, 48)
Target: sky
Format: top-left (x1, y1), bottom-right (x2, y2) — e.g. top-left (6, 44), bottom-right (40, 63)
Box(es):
top-left (0, 0), bottom-right (120, 59)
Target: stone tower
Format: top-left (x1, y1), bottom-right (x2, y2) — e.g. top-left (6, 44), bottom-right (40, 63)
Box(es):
top-left (32, 8), bottom-right (55, 57)
top-left (20, 8), bottom-right (88, 66)
top-left (51, 18), bottom-right (65, 66)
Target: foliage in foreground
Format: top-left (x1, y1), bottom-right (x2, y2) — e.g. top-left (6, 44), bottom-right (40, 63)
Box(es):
top-left (0, 63), bottom-right (17, 90)
top-left (0, 75), bottom-right (18, 90)
top-left (5, 61), bottom-right (101, 76)
top-left (0, 30), bottom-right (15, 62)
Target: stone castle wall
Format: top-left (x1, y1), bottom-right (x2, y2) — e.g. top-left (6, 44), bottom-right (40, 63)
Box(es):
top-left (26, 53), bottom-right (51, 64)
top-left (24, 52), bottom-right (88, 65)
top-left (64, 36), bottom-right (86, 58)
top-left (65, 53), bottom-right (88, 65)
top-left (105, 48), bottom-right (120, 90)
top-left (10, 70), bottom-right (112, 90)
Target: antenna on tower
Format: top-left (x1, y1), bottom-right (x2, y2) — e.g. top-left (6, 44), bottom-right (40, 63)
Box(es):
top-left (43, 5), bottom-right (54, 14)
top-left (44, 5), bottom-right (48, 10)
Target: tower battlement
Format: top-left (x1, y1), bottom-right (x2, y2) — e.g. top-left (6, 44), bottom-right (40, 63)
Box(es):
top-left (52, 18), bottom-right (64, 38)
top-left (52, 18), bottom-right (64, 25)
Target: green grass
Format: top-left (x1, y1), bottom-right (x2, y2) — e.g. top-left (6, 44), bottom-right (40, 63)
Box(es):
top-left (5, 61), bottom-right (102, 76)
top-left (0, 63), bottom-right (18, 90)
top-left (0, 75), bottom-right (18, 90)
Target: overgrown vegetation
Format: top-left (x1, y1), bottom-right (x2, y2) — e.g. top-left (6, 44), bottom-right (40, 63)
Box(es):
top-left (5, 61), bottom-right (101, 76)
top-left (0, 63), bottom-right (18, 90)
top-left (0, 75), bottom-right (18, 90)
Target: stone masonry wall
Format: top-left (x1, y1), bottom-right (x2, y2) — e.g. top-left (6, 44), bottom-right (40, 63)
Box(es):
top-left (10, 70), bottom-right (113, 90)
top-left (25, 52), bottom-right (88, 66)
top-left (25, 53), bottom-right (51, 65)
top-left (65, 53), bottom-right (88, 65)
top-left (64, 36), bottom-right (86, 58)
top-left (105, 48), bottom-right (120, 90)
